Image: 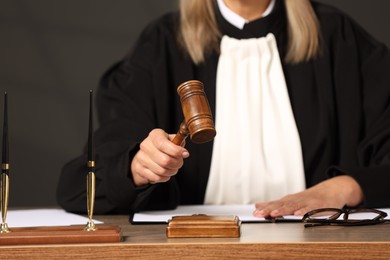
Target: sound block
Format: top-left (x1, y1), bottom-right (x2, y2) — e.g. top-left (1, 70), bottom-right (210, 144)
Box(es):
top-left (166, 215), bottom-right (241, 238)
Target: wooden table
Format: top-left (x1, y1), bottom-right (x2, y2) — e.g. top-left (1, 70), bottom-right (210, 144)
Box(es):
top-left (1, 214), bottom-right (390, 259)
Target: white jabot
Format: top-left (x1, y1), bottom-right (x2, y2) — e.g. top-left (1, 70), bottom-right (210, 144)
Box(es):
top-left (217, 0), bottom-right (276, 29)
top-left (204, 34), bottom-right (306, 205)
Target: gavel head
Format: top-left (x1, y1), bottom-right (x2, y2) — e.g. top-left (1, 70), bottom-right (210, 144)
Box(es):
top-left (177, 80), bottom-right (216, 144)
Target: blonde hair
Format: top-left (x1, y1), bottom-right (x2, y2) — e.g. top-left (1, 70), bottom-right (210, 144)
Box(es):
top-left (179, 0), bottom-right (321, 64)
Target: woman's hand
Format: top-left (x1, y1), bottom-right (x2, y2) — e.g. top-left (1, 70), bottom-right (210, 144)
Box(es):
top-left (253, 175), bottom-right (364, 218)
top-left (130, 129), bottom-right (190, 186)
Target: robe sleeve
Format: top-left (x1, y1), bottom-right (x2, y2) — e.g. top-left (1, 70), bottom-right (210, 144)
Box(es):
top-left (56, 15), bottom-right (181, 214)
top-left (327, 13), bottom-right (390, 208)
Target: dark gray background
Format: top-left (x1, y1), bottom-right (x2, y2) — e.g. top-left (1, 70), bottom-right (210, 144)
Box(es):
top-left (0, 0), bottom-right (389, 207)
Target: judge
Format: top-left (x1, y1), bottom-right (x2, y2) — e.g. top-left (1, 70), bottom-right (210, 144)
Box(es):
top-left (57, 0), bottom-right (390, 218)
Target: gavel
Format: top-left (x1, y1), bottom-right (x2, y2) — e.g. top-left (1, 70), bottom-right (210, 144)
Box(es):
top-left (172, 80), bottom-right (216, 145)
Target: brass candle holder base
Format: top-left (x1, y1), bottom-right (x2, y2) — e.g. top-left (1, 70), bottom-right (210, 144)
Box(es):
top-left (84, 220), bottom-right (97, 231)
top-left (0, 225), bottom-right (122, 245)
top-left (0, 222), bottom-right (9, 233)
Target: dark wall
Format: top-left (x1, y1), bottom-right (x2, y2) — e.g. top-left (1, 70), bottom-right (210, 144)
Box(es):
top-left (0, 0), bottom-right (178, 207)
top-left (0, 0), bottom-right (389, 207)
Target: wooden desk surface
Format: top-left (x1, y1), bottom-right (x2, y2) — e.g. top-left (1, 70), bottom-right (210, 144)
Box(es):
top-left (2, 214), bottom-right (390, 259)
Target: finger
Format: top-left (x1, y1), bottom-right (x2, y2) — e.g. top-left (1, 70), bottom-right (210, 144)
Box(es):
top-left (267, 195), bottom-right (315, 217)
top-left (147, 150), bottom-right (185, 172)
top-left (137, 150), bottom-right (179, 177)
top-left (268, 203), bottom-right (299, 217)
top-left (293, 206), bottom-right (314, 216)
top-left (139, 139), bottom-right (185, 172)
top-left (150, 130), bottom-right (189, 158)
top-left (254, 194), bottom-right (307, 218)
top-left (253, 200), bottom-right (287, 218)
top-left (168, 134), bottom-right (187, 147)
top-left (131, 155), bottom-right (152, 186)
top-left (136, 167), bottom-right (171, 184)
top-left (132, 154), bottom-right (172, 184)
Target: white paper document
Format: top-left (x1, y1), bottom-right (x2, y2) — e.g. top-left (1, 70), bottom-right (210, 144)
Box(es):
top-left (131, 205), bottom-right (390, 224)
top-left (131, 204), bottom-right (302, 223)
top-left (6, 208), bottom-right (102, 228)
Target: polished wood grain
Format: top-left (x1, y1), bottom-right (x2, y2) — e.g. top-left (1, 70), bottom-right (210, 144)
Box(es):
top-left (166, 215), bottom-right (240, 238)
top-left (0, 225), bottom-right (121, 245)
top-left (172, 80), bottom-right (216, 145)
top-left (1, 214), bottom-right (390, 259)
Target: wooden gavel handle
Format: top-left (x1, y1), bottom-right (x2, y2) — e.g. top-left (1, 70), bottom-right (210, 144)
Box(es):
top-left (172, 121), bottom-right (189, 145)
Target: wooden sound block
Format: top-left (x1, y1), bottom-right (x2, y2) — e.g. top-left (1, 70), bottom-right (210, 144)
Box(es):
top-left (0, 225), bottom-right (122, 245)
top-left (166, 215), bottom-right (241, 238)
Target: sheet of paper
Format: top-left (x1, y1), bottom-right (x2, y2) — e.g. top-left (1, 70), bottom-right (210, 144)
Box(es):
top-left (6, 208), bottom-right (102, 228)
top-left (131, 204), bottom-right (302, 223)
top-left (132, 205), bottom-right (390, 224)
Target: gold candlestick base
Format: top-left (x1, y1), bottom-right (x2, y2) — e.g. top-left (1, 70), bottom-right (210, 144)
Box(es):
top-left (84, 220), bottom-right (96, 232)
top-left (0, 222), bottom-right (10, 233)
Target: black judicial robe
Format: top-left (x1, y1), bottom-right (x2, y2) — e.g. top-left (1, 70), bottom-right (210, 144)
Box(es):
top-left (57, 0), bottom-right (390, 214)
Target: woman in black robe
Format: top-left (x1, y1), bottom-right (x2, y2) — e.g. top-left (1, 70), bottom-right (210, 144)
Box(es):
top-left (57, 0), bottom-right (390, 217)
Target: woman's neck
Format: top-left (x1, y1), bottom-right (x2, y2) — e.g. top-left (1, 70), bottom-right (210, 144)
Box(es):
top-left (223, 0), bottom-right (272, 21)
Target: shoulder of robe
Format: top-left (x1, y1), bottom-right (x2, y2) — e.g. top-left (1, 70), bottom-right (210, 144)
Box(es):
top-left (128, 12), bottom-right (181, 67)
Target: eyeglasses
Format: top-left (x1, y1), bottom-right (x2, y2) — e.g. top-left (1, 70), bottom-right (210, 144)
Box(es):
top-left (302, 207), bottom-right (388, 228)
